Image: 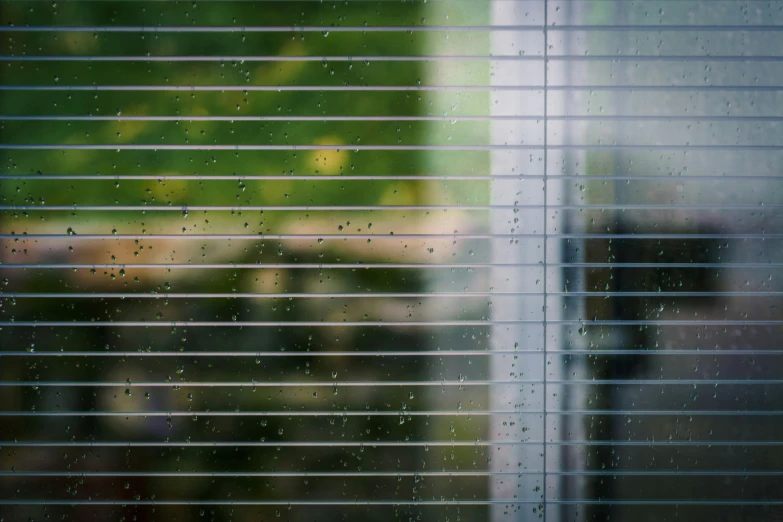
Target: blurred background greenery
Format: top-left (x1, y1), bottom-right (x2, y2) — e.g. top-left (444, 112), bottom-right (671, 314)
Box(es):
top-left (0, 1), bottom-right (501, 521)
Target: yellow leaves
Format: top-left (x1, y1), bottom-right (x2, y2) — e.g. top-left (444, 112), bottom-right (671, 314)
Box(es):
top-left (146, 178), bottom-right (191, 202)
top-left (183, 105), bottom-right (212, 118)
top-left (107, 120), bottom-right (151, 144)
top-left (309, 136), bottom-right (349, 175)
top-left (63, 32), bottom-right (98, 54)
top-left (378, 183), bottom-right (417, 206)
top-left (254, 38), bottom-right (307, 86)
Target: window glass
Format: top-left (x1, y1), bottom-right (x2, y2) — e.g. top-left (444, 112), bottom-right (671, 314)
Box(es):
top-left (1, 2), bottom-right (780, 521)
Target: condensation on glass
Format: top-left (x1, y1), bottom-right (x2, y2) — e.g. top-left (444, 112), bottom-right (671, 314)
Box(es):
top-left (0, 1), bottom-right (781, 521)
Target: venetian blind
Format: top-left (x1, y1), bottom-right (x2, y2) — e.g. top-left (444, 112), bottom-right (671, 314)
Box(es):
top-left (1, 1), bottom-right (782, 521)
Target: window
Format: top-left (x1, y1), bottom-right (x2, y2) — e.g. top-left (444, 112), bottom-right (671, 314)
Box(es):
top-left (1, 1), bottom-right (781, 521)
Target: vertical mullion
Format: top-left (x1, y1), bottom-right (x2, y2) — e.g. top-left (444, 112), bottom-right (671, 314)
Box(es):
top-left (489, 2), bottom-right (547, 519)
top-left (542, 0), bottom-right (549, 518)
